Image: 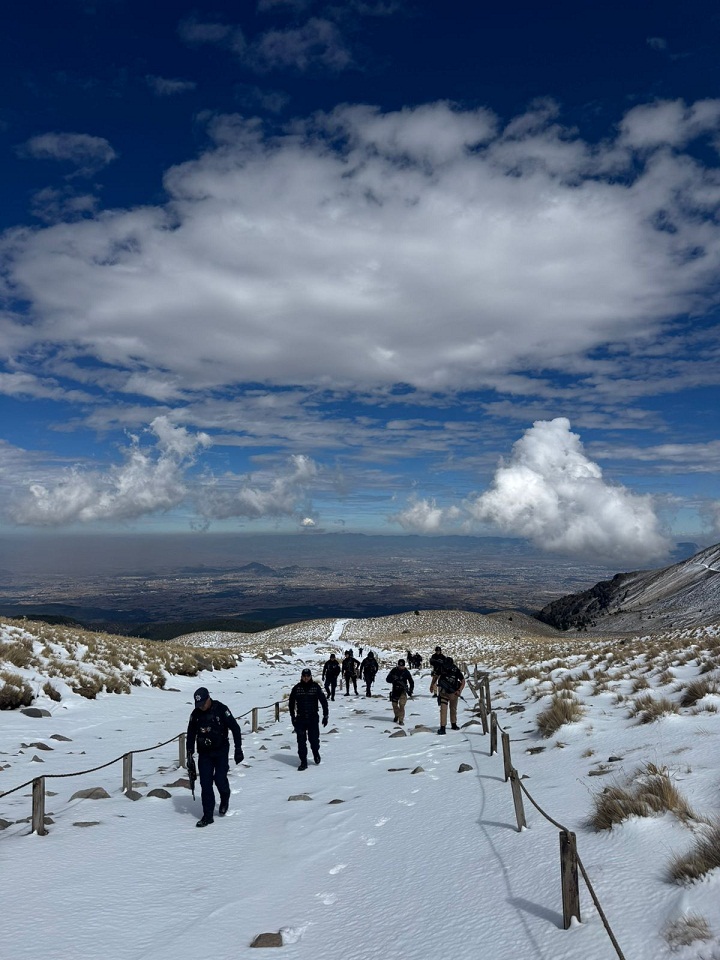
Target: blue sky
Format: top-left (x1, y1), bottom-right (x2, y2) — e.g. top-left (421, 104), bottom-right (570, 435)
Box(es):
top-left (1, 0), bottom-right (720, 565)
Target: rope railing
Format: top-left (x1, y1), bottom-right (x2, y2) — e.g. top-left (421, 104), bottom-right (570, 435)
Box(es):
top-left (1, 698), bottom-right (285, 832)
top-left (466, 667), bottom-right (627, 960)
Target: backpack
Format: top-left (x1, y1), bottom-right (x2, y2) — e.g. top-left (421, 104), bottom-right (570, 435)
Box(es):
top-left (390, 671), bottom-right (408, 700)
top-left (437, 662), bottom-right (462, 695)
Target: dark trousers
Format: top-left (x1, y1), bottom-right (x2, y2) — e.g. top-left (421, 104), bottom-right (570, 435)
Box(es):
top-left (364, 677), bottom-right (375, 696)
top-left (324, 676), bottom-right (337, 700)
top-left (198, 752), bottom-right (230, 819)
top-left (295, 715), bottom-right (320, 762)
top-left (344, 676), bottom-right (358, 695)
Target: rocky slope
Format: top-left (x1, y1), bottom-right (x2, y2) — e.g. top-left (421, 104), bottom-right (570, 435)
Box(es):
top-left (537, 542), bottom-right (720, 632)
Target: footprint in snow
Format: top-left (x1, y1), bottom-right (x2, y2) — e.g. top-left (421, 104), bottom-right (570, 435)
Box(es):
top-left (329, 863), bottom-right (347, 875)
top-left (375, 817), bottom-right (389, 827)
top-left (316, 892), bottom-right (338, 905)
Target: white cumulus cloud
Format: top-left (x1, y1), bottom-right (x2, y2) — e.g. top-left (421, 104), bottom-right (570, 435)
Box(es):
top-left (197, 454), bottom-right (318, 521)
top-left (391, 497), bottom-right (461, 533)
top-left (19, 132), bottom-right (117, 175)
top-left (466, 418), bottom-right (671, 565)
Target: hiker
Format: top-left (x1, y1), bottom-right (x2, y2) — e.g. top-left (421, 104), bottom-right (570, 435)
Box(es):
top-left (429, 645), bottom-right (445, 695)
top-left (341, 649), bottom-right (360, 696)
top-left (289, 668), bottom-right (329, 770)
top-left (359, 650), bottom-right (378, 697)
top-left (436, 657), bottom-right (465, 734)
top-left (386, 658), bottom-right (414, 725)
top-left (186, 686), bottom-right (244, 828)
top-left (358, 646), bottom-right (364, 657)
top-left (412, 652), bottom-right (422, 669)
top-left (322, 653), bottom-right (341, 700)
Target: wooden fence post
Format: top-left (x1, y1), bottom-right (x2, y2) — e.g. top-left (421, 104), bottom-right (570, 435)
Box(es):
top-left (274, 702), bottom-right (280, 722)
top-left (501, 730), bottom-right (512, 782)
top-left (252, 708), bottom-right (259, 733)
top-left (32, 777), bottom-right (47, 836)
top-left (483, 675), bottom-right (492, 713)
top-left (474, 663), bottom-right (479, 682)
top-left (509, 768), bottom-right (526, 831)
top-left (560, 830), bottom-right (581, 928)
top-left (178, 733), bottom-right (186, 769)
top-left (476, 694), bottom-right (488, 734)
top-left (123, 752), bottom-right (133, 793)
top-left (490, 711), bottom-right (498, 755)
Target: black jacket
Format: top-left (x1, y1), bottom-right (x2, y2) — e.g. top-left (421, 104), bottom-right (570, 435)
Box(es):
top-left (360, 655), bottom-right (378, 680)
top-left (289, 680), bottom-right (329, 722)
top-left (187, 700), bottom-right (242, 755)
top-left (342, 656), bottom-right (360, 678)
top-left (322, 658), bottom-right (341, 680)
top-left (385, 667), bottom-right (414, 699)
top-left (429, 652), bottom-right (445, 675)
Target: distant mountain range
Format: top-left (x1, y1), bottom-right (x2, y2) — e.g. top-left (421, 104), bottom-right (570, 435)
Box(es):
top-left (537, 542), bottom-right (720, 632)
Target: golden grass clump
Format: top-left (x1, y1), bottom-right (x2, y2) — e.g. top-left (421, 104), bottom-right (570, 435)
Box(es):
top-left (536, 694), bottom-right (584, 737)
top-left (0, 636), bottom-right (36, 669)
top-left (664, 914), bottom-right (713, 949)
top-left (628, 693), bottom-right (679, 724)
top-left (43, 680), bottom-right (62, 702)
top-left (679, 678), bottom-right (719, 708)
top-left (589, 763), bottom-right (696, 831)
top-left (669, 823), bottom-right (720, 884)
top-left (0, 670), bottom-right (34, 709)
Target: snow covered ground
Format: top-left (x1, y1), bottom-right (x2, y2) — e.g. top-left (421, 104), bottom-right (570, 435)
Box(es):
top-left (2, 618), bottom-right (720, 960)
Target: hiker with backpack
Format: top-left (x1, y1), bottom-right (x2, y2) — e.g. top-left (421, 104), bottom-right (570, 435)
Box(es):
top-left (359, 650), bottom-right (378, 697)
top-left (289, 668), bottom-right (329, 770)
top-left (386, 658), bottom-right (414, 725)
top-left (186, 686), bottom-right (244, 828)
top-left (429, 646), bottom-right (445, 695)
top-left (436, 656), bottom-right (465, 734)
top-left (322, 652), bottom-right (341, 701)
top-left (341, 649), bottom-right (361, 696)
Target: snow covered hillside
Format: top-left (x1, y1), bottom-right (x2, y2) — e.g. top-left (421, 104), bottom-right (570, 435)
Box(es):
top-left (1, 613), bottom-right (720, 960)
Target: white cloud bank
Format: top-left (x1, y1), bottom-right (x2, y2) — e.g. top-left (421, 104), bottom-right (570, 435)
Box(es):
top-left (466, 418), bottom-right (670, 564)
top-left (197, 454), bottom-right (318, 521)
top-left (392, 418), bottom-right (671, 565)
top-left (18, 132), bottom-right (117, 175)
top-left (4, 99), bottom-right (720, 398)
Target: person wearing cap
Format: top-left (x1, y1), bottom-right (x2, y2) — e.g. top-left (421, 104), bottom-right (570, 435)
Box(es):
top-left (341, 649), bottom-right (360, 696)
top-left (288, 669), bottom-right (329, 771)
top-left (186, 687), bottom-right (244, 827)
top-left (322, 653), bottom-right (341, 701)
top-left (429, 646), bottom-right (445, 695)
top-left (359, 650), bottom-right (378, 697)
top-left (385, 658), bottom-right (414, 725)
top-left (435, 657), bottom-right (465, 735)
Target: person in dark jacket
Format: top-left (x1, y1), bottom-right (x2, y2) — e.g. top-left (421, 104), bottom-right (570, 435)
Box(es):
top-left (186, 686), bottom-right (244, 828)
top-left (289, 668), bottom-right (329, 770)
top-left (436, 657), bottom-right (465, 734)
top-left (359, 651), bottom-right (378, 697)
top-left (341, 650), bottom-right (360, 696)
top-left (429, 646), bottom-right (445, 695)
top-left (385, 659), bottom-right (414, 725)
top-left (322, 653), bottom-right (341, 700)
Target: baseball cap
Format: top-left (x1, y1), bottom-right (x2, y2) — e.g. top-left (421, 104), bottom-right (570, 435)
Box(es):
top-left (194, 687), bottom-right (210, 706)
top-left (301, 668), bottom-right (312, 677)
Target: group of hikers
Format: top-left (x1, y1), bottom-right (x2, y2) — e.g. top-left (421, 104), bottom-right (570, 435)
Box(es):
top-left (186, 645), bottom-right (466, 828)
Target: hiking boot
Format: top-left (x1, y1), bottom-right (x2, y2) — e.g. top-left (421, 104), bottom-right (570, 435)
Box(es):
top-left (196, 816), bottom-right (214, 828)
top-left (451, 724), bottom-right (460, 731)
top-left (313, 752), bottom-right (321, 765)
top-left (298, 760), bottom-right (308, 771)
top-left (219, 794), bottom-right (230, 816)
top-left (437, 727), bottom-right (446, 735)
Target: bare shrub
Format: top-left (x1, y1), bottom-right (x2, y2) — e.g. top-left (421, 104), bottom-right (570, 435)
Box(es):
top-left (43, 681), bottom-right (62, 702)
top-left (536, 694), bottom-right (584, 737)
top-left (0, 671), bottom-right (34, 709)
top-left (664, 913), bottom-right (712, 949)
top-left (669, 823), bottom-right (720, 883)
top-left (628, 694), bottom-right (679, 724)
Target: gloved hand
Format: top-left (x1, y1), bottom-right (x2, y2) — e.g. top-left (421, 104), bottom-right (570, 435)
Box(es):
top-left (234, 748), bottom-right (244, 765)
top-left (187, 756), bottom-right (197, 779)
top-left (322, 716), bottom-right (328, 727)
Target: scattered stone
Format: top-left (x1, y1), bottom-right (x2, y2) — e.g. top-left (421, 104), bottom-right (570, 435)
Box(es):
top-left (410, 766), bottom-right (424, 775)
top-left (50, 734), bottom-right (72, 742)
top-left (288, 794), bottom-right (312, 801)
top-left (608, 756), bottom-right (623, 762)
top-left (328, 799), bottom-right (345, 804)
top-left (132, 781), bottom-right (148, 787)
top-left (282, 649), bottom-right (293, 656)
top-left (326, 728), bottom-right (340, 734)
top-left (0, 819), bottom-right (11, 830)
top-left (588, 767), bottom-right (611, 777)
top-left (164, 778), bottom-right (190, 788)
top-left (352, 709), bottom-right (367, 715)
top-left (27, 742), bottom-right (53, 750)
top-left (280, 745), bottom-right (291, 750)
top-left (526, 746), bottom-right (546, 755)
top-left (166, 687), bottom-right (181, 692)
top-left (147, 788), bottom-right (172, 799)
top-left (251, 932), bottom-right (283, 948)
top-left (389, 730), bottom-right (407, 738)
top-left (458, 763), bottom-right (473, 773)
top-left (31, 755), bottom-right (44, 763)
top-left (259, 745), bottom-right (268, 750)
top-left (410, 725), bottom-right (433, 734)
top-left (388, 767), bottom-right (410, 772)
top-left (73, 821), bottom-right (101, 828)
top-left (21, 708), bottom-right (51, 718)
top-left (124, 790), bottom-right (143, 801)
top-left (70, 787), bottom-right (111, 801)
top-left (507, 704), bottom-right (526, 714)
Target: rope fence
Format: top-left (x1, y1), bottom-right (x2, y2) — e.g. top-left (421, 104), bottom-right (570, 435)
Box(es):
top-left (464, 664), bottom-right (627, 960)
top-left (0, 698), bottom-right (286, 835)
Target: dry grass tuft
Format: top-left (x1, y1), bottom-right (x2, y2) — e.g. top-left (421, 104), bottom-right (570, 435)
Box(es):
top-left (42, 680), bottom-right (62, 702)
top-left (664, 914), bottom-right (713, 949)
top-left (669, 823), bottom-right (720, 884)
top-left (590, 763), bottom-right (696, 831)
top-left (0, 670), bottom-right (34, 709)
top-left (679, 678), bottom-right (719, 708)
top-left (628, 693), bottom-right (679, 724)
top-left (536, 694), bottom-right (584, 737)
